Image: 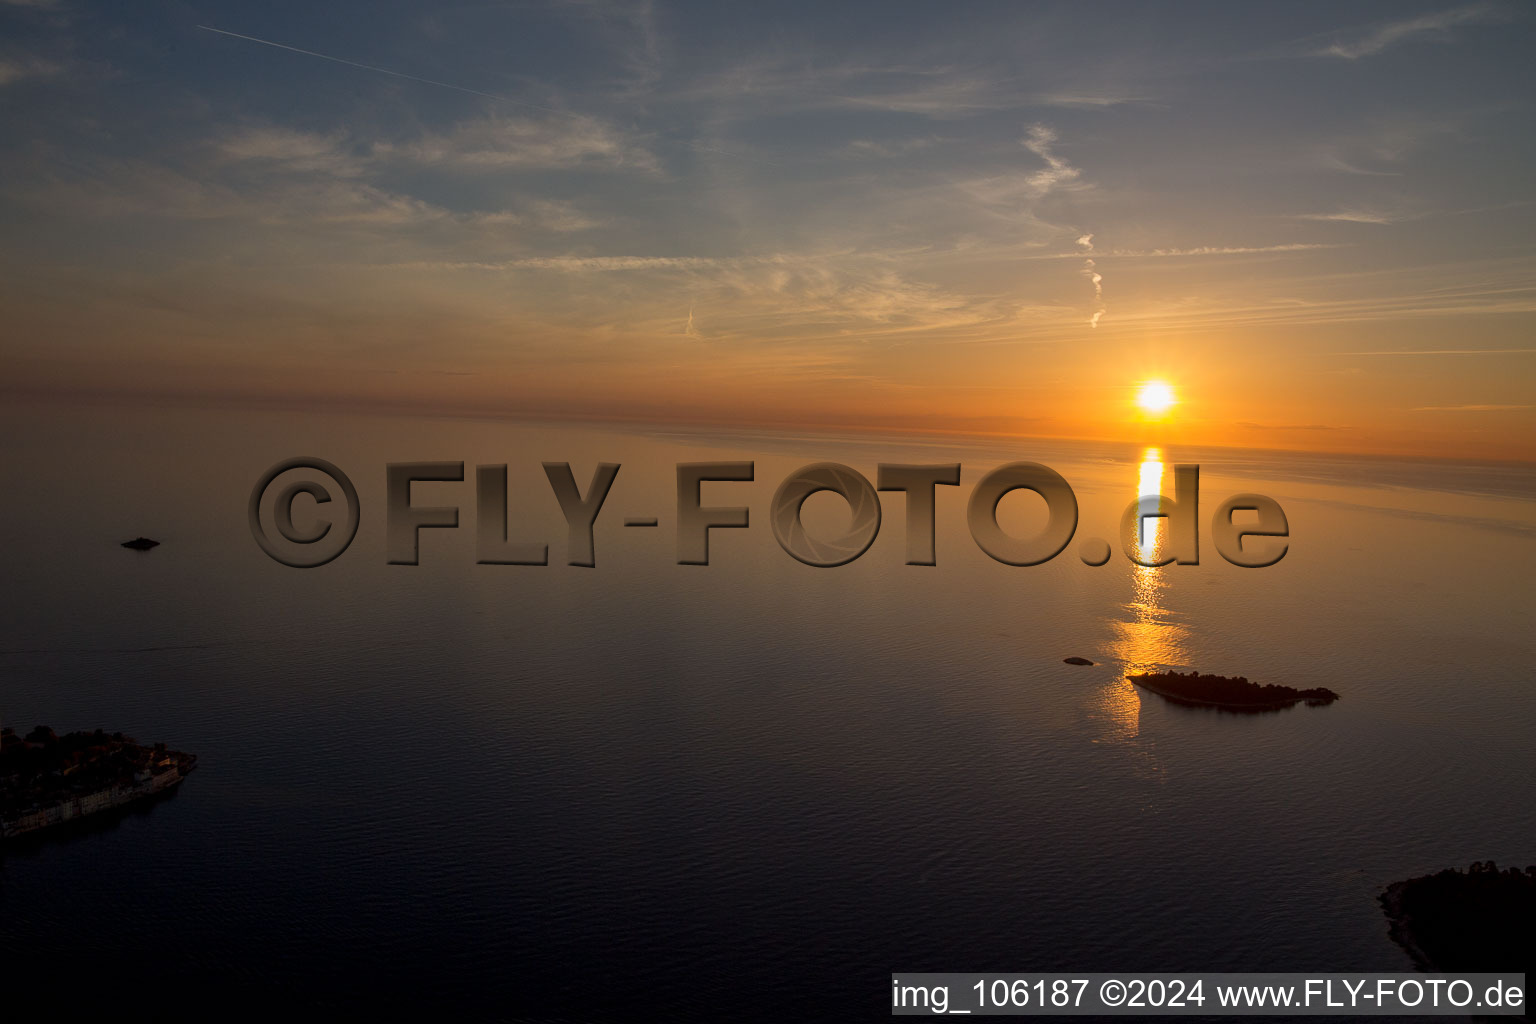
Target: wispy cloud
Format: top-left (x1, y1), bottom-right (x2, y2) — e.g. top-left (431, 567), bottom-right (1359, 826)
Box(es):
top-left (446, 255), bottom-right (720, 272)
top-left (1030, 92), bottom-right (1150, 109)
top-left (1345, 348), bottom-right (1536, 356)
top-left (1294, 209), bottom-right (1402, 225)
top-left (0, 55), bottom-right (62, 85)
top-left (1019, 124), bottom-right (1082, 197)
top-left (18, 151), bottom-right (610, 234)
top-left (829, 77), bottom-right (1010, 117)
top-left (1017, 243), bottom-right (1345, 260)
top-left (1411, 404), bottom-right (1534, 411)
top-left (674, 59), bottom-right (1058, 122)
top-left (215, 114), bottom-right (654, 180)
top-left (838, 136), bottom-right (945, 159)
top-left (1313, 4), bottom-right (1502, 59)
top-left (219, 126), bottom-right (366, 177)
top-left (1138, 243), bottom-right (1340, 257)
top-left (1314, 154), bottom-right (1404, 177)
top-left (1082, 259), bottom-right (1536, 332)
top-left (376, 114), bottom-right (657, 172)
top-left (392, 248), bottom-right (1069, 347)
top-left (1291, 201), bottom-right (1529, 226)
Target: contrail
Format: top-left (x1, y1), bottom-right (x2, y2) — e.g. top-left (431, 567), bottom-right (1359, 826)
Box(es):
top-left (197, 24), bottom-right (776, 165)
top-left (196, 25), bottom-right (565, 115)
top-left (1078, 233), bottom-right (1104, 328)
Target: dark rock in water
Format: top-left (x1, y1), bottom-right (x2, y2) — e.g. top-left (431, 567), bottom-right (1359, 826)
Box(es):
top-left (1127, 670), bottom-right (1339, 712)
top-left (1063, 657), bottom-right (1095, 666)
top-left (121, 537), bottom-right (160, 550)
top-left (1381, 862), bottom-right (1535, 972)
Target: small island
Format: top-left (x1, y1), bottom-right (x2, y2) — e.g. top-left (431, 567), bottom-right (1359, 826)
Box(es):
top-left (1381, 862), bottom-right (1534, 971)
top-left (1, 725), bottom-right (196, 839)
top-left (1127, 670), bottom-right (1339, 711)
top-left (121, 537), bottom-right (160, 550)
top-left (1063, 657), bottom-right (1095, 666)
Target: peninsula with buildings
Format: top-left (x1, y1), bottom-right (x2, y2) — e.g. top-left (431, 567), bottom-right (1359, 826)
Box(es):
top-left (1, 723), bottom-right (196, 839)
top-left (1128, 670), bottom-right (1340, 712)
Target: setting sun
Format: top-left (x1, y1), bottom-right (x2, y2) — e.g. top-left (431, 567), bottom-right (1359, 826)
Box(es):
top-left (1136, 380), bottom-right (1177, 416)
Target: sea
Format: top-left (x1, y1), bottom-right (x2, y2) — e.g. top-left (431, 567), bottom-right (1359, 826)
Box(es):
top-left (1, 399), bottom-right (1532, 1019)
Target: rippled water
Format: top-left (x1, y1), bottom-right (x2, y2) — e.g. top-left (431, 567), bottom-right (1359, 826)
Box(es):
top-left (1, 401), bottom-right (1532, 1018)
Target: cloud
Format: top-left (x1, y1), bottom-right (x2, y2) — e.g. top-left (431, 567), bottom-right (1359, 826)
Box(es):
top-left (1292, 201), bottom-right (1528, 226)
top-left (1139, 243), bottom-right (1341, 257)
top-left (0, 56), bottom-right (62, 85)
top-left (16, 151), bottom-right (616, 237)
top-left (507, 199), bottom-right (606, 233)
top-left (1020, 124), bottom-right (1081, 197)
top-left (1293, 209), bottom-right (1402, 225)
top-left (1067, 256), bottom-right (1536, 333)
top-left (215, 115), bottom-right (656, 181)
top-left (830, 76), bottom-right (1012, 117)
top-left (450, 255), bottom-right (720, 272)
top-left (1411, 404), bottom-right (1534, 411)
top-left (377, 114), bottom-right (657, 172)
top-left (1017, 243), bottom-right (1345, 260)
top-left (838, 136), bottom-right (944, 159)
top-left (1030, 93), bottom-right (1149, 109)
top-left (674, 58), bottom-right (1031, 122)
top-left (391, 247), bottom-right (1070, 347)
top-left (1315, 154), bottom-right (1404, 177)
top-left (219, 127), bottom-right (365, 177)
top-left (1345, 348), bottom-right (1536, 356)
top-left (195, 26), bottom-right (658, 173)
top-left (1315, 4), bottom-right (1501, 59)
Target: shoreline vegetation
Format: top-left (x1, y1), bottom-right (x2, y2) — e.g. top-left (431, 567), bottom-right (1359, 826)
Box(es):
top-left (1381, 862), bottom-right (1535, 972)
top-left (1127, 670), bottom-right (1340, 712)
top-left (1, 725), bottom-right (196, 839)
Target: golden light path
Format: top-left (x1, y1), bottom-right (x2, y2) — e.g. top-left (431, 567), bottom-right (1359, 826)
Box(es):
top-left (1094, 447), bottom-right (1191, 744)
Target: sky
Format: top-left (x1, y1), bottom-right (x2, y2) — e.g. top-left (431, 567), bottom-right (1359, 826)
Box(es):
top-left (2, 0), bottom-right (1534, 458)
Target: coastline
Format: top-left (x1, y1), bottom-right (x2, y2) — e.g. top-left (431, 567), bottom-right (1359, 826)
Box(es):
top-left (1379, 879), bottom-right (1434, 972)
top-left (2, 746), bottom-right (196, 841)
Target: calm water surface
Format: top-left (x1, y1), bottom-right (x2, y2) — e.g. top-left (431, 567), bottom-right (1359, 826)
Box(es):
top-left (1, 401), bottom-right (1532, 1018)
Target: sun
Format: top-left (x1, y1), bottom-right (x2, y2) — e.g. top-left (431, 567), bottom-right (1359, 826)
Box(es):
top-left (1135, 380), bottom-right (1177, 416)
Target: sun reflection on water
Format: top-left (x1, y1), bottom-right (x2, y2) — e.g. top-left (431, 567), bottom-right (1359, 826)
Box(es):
top-left (1093, 448), bottom-right (1192, 741)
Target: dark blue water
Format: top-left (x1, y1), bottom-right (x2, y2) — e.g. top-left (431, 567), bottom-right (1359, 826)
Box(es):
top-left (1, 401), bottom-right (1532, 1018)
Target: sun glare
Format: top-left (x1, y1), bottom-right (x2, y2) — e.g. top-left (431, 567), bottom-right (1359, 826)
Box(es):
top-left (1135, 380), bottom-right (1177, 416)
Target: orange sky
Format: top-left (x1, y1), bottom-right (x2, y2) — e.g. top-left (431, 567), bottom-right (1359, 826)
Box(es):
top-left (2, 2), bottom-right (1533, 459)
